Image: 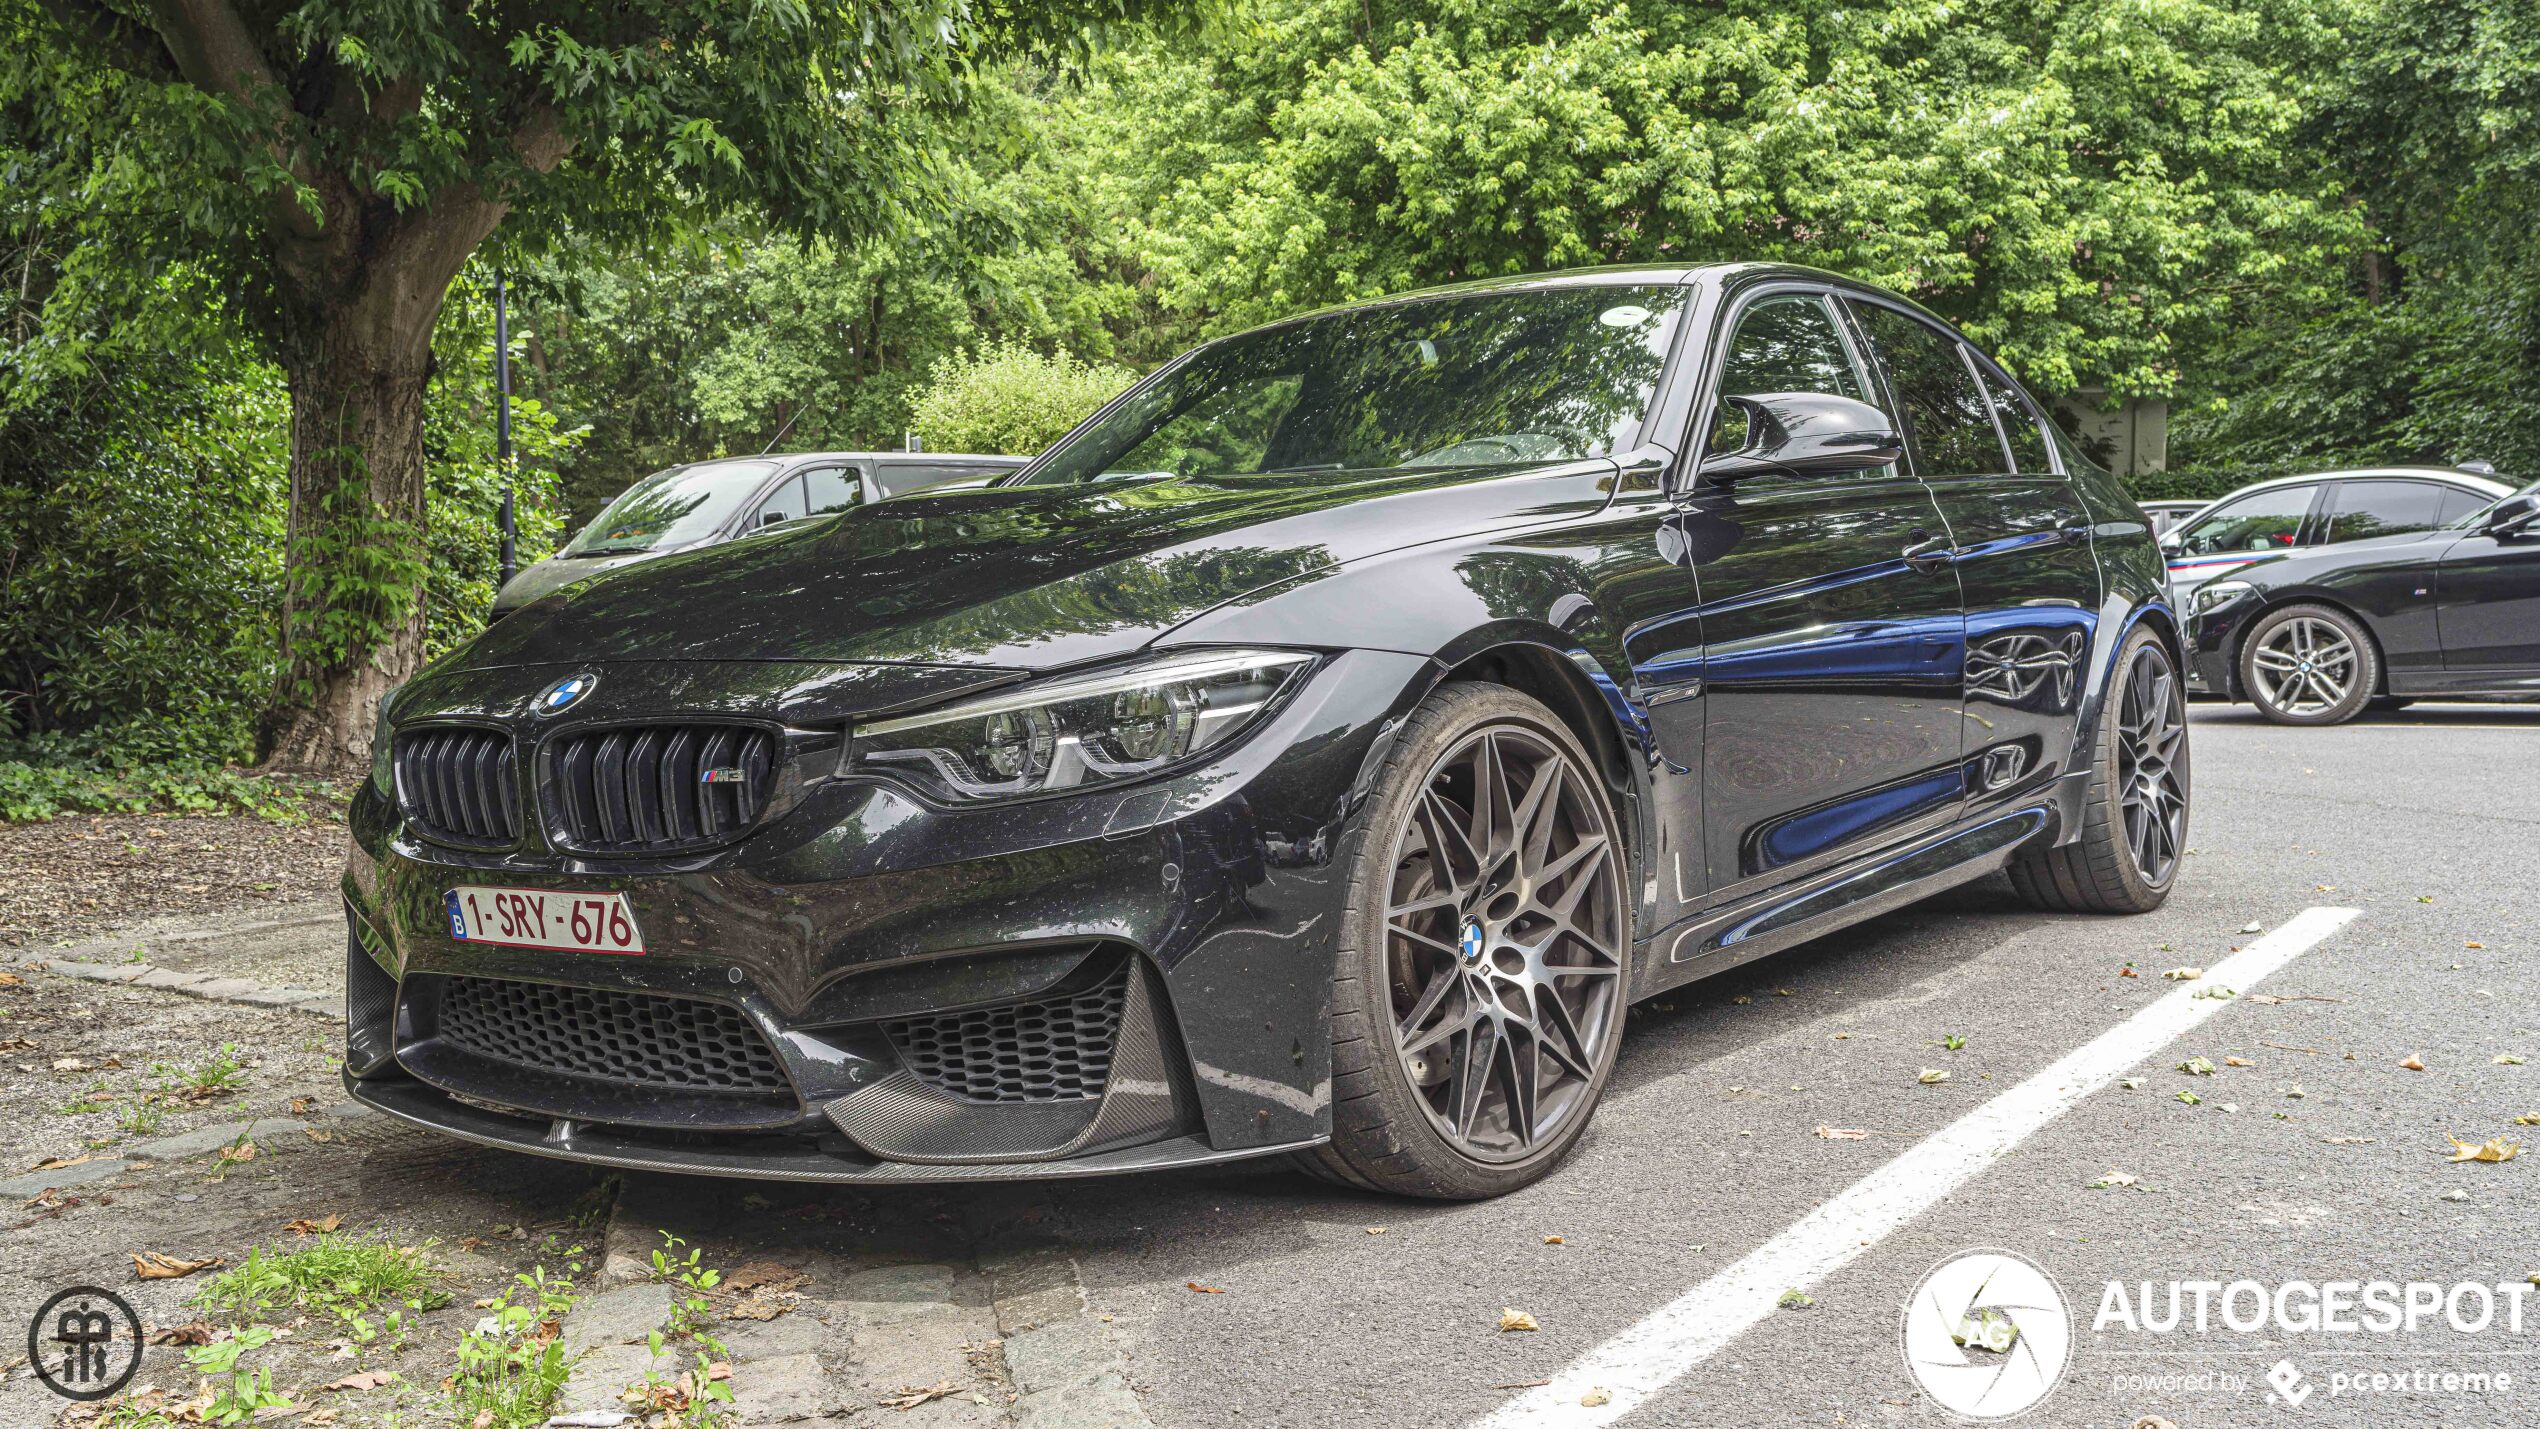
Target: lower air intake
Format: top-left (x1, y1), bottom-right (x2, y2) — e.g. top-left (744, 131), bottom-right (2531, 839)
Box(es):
top-left (883, 957), bottom-right (1132, 1104)
top-left (437, 977), bottom-right (787, 1094)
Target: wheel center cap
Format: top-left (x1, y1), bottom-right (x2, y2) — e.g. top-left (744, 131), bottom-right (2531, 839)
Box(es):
top-left (1458, 918), bottom-right (1486, 964)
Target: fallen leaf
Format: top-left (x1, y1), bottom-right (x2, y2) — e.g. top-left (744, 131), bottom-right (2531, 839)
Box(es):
top-left (2515, 1115), bottom-right (2540, 1127)
top-left (2447, 1137), bottom-right (2522, 1164)
top-left (288, 1096), bottom-right (317, 1116)
top-left (2162, 967), bottom-right (2202, 981)
top-left (217, 1141), bottom-right (258, 1165)
top-left (2497, 1055), bottom-right (2527, 1066)
top-left (722, 1260), bottom-right (807, 1294)
top-left (1917, 1068), bottom-right (1950, 1085)
top-left (149, 1321), bottom-right (216, 1345)
top-left (2133, 1416), bottom-right (2182, 1429)
top-left (2467, 941), bottom-right (2485, 949)
top-left (2400, 1054), bottom-right (2426, 1072)
top-left (132, 1251), bottom-right (222, 1279)
top-left (304, 1127), bottom-right (334, 1144)
top-left (1543, 1234), bottom-right (1565, 1245)
top-left (286, 1215), bottom-right (343, 1236)
top-left (1814, 1125), bottom-right (1871, 1141)
top-left (1364, 1227), bottom-right (1388, 1236)
top-left (2224, 1057), bottom-right (2255, 1068)
top-left (52, 1056), bottom-right (90, 1071)
top-left (879, 1380), bottom-right (962, 1411)
top-left (473, 1410), bottom-right (495, 1429)
top-left (2119, 1076), bottom-right (2144, 1090)
top-left (2118, 966), bottom-right (2139, 978)
top-left (2089, 1171), bottom-right (2140, 1190)
top-left (2179, 1057), bottom-right (2216, 1076)
top-left (1498, 1307), bottom-right (1539, 1332)
top-left (1777, 1289), bottom-right (1814, 1310)
top-left (2240, 922), bottom-right (2264, 934)
top-left (2176, 1092), bottom-right (2203, 1106)
top-left (1491, 1380), bottom-right (1551, 1391)
top-left (2323, 1135), bottom-right (2375, 1145)
top-left (323, 1371), bottom-right (393, 1392)
top-left (1731, 995), bottom-right (1751, 1005)
top-left (1582, 1388), bottom-right (1613, 1407)
top-left (2192, 986), bottom-right (2237, 1000)
top-left (1185, 1281), bottom-right (1225, 1294)
top-left (724, 1295), bottom-right (790, 1322)
top-left (31, 1154), bottom-right (98, 1173)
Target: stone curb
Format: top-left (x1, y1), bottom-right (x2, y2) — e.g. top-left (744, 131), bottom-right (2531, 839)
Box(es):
top-left (986, 1248), bottom-right (1157, 1429)
top-left (0, 1100), bottom-right (377, 1200)
top-left (12, 951), bottom-right (345, 1021)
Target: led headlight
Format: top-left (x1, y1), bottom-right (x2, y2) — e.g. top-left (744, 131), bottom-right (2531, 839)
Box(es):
top-left (2189, 579), bottom-right (2253, 617)
top-left (850, 649), bottom-right (1316, 804)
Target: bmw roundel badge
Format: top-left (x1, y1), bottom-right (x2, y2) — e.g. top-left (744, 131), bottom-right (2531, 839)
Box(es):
top-left (535, 673), bottom-right (597, 715)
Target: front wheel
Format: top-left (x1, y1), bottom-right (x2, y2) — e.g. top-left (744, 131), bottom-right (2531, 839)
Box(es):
top-left (2238, 603), bottom-right (2379, 725)
top-left (2009, 627), bottom-right (2189, 914)
top-left (1302, 683), bottom-right (1629, 1199)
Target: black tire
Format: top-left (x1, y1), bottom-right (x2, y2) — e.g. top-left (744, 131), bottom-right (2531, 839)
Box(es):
top-left (2235, 602), bottom-right (2379, 726)
top-left (2009, 627), bottom-right (2189, 914)
top-left (1297, 683), bottom-right (1630, 1199)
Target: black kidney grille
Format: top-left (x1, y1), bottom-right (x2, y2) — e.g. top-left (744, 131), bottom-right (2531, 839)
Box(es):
top-left (395, 726), bottom-right (520, 846)
top-left (884, 959), bottom-right (1132, 1104)
top-left (548, 724), bottom-right (775, 852)
top-left (437, 977), bottom-right (787, 1094)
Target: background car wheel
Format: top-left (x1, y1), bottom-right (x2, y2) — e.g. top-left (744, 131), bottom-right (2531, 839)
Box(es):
top-left (2237, 602), bottom-right (2380, 725)
top-left (2009, 627), bottom-right (2189, 914)
top-left (1300, 683), bottom-right (1629, 1199)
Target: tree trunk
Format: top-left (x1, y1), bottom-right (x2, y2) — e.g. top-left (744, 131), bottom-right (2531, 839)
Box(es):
top-left (259, 306), bottom-right (437, 776)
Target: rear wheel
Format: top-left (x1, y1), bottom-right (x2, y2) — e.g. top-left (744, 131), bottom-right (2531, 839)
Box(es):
top-left (2238, 603), bottom-right (2379, 725)
top-left (1302, 683), bottom-right (1629, 1199)
top-left (2009, 627), bottom-right (2188, 914)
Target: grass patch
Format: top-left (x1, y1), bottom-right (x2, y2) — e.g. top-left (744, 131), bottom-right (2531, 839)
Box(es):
top-left (195, 1231), bottom-right (449, 1322)
top-left (449, 1263), bottom-right (581, 1429)
top-left (153, 1043), bottom-right (250, 1099)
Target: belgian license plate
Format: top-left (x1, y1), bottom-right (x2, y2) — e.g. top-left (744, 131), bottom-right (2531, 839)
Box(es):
top-left (444, 886), bottom-right (645, 955)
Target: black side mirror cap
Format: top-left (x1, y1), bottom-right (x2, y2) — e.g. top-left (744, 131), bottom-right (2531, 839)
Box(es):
top-left (2484, 492), bottom-right (2540, 536)
top-left (759, 510), bottom-right (789, 527)
top-left (1698, 393), bottom-right (1906, 485)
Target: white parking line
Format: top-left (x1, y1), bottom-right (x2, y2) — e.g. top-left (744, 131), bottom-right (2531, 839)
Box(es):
top-left (1470, 905), bottom-right (2362, 1428)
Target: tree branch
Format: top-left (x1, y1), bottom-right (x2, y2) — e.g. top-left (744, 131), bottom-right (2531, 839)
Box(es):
top-left (32, 0), bottom-right (181, 82)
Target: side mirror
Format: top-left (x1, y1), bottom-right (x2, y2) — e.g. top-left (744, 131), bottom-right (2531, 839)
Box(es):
top-left (2484, 492), bottom-right (2540, 537)
top-left (1698, 393), bottom-right (1905, 485)
top-left (759, 510), bottom-right (789, 528)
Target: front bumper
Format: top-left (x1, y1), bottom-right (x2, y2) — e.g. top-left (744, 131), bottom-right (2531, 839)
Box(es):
top-left (342, 649), bottom-right (1431, 1182)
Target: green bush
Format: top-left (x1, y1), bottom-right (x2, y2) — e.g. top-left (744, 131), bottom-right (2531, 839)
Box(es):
top-left (907, 342), bottom-right (1138, 457)
top-left (2122, 461), bottom-right (2350, 505)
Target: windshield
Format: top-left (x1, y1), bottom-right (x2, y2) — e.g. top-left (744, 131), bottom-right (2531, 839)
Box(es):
top-left (561, 460), bottom-right (779, 556)
top-left (2452, 477), bottom-right (2540, 528)
top-left (1016, 285), bottom-right (1688, 485)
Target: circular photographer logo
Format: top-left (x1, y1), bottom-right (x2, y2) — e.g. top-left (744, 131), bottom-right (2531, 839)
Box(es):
top-left (1901, 1249), bottom-right (2072, 1419)
top-left (27, 1284), bottom-right (143, 1402)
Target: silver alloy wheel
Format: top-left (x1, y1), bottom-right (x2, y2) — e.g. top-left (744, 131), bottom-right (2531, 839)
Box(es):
top-left (1384, 726), bottom-right (1625, 1162)
top-left (2247, 615), bottom-right (2358, 717)
top-left (2116, 645), bottom-right (2188, 885)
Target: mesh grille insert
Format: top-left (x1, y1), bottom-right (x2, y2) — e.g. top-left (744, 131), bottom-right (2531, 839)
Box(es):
top-left (437, 977), bottom-right (787, 1094)
top-left (884, 958), bottom-right (1131, 1104)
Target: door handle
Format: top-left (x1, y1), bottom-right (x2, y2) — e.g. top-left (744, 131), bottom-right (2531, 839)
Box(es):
top-left (2055, 519), bottom-right (2092, 547)
top-left (1903, 533), bottom-right (1959, 574)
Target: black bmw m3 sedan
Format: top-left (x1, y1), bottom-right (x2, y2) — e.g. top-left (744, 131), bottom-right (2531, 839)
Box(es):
top-left (343, 264), bottom-right (2190, 1198)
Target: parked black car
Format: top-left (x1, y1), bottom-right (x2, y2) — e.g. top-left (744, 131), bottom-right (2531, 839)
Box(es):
top-left (489, 450), bottom-right (1027, 618)
top-left (343, 264), bottom-right (2186, 1198)
top-left (2183, 479), bottom-right (2540, 723)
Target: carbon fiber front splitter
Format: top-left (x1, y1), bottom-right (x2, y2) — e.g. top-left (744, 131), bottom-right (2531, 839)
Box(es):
top-left (344, 1070), bottom-right (1320, 1184)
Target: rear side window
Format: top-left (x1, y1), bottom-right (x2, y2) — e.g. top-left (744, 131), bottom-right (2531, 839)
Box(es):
top-left (1977, 369), bottom-right (2053, 473)
top-left (1856, 305), bottom-right (2010, 478)
top-left (2174, 485), bottom-right (2316, 557)
top-left (2324, 480), bottom-right (2457, 542)
top-left (802, 466), bottom-right (861, 516)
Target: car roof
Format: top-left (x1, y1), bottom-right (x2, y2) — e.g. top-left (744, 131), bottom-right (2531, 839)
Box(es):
top-left (1268, 261), bottom-right (1897, 326)
top-left (764, 451), bottom-right (1027, 466)
top-left (2209, 466), bottom-right (2512, 500)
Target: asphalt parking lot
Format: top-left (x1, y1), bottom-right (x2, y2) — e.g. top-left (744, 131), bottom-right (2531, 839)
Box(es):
top-left (5, 701), bottom-right (2534, 1428)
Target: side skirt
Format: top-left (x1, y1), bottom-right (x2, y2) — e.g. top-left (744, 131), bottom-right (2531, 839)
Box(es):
top-left (1627, 804), bottom-right (2058, 1000)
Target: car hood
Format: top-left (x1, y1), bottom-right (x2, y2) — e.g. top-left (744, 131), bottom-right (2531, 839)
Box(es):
top-left (449, 462), bottom-right (1618, 673)
top-left (490, 550), bottom-right (669, 610)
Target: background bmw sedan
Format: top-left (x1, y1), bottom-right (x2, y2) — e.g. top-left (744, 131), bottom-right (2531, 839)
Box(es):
top-left (345, 263), bottom-right (2185, 1198)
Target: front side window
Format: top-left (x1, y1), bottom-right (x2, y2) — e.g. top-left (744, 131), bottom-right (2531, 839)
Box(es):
top-left (561, 459), bottom-right (781, 557)
top-left (1704, 294), bottom-right (1870, 458)
top-left (2173, 486), bottom-right (2316, 557)
top-left (1857, 306), bottom-right (2009, 478)
top-left (753, 475), bottom-right (807, 527)
top-left (2323, 480), bottom-right (2456, 542)
top-left (1018, 285), bottom-right (1688, 485)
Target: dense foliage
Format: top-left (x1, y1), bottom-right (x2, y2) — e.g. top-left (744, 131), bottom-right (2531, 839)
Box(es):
top-left (3, 0), bottom-right (2536, 813)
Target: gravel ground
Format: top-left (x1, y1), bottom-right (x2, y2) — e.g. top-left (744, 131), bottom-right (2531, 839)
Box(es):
top-left (0, 805), bottom-right (350, 951)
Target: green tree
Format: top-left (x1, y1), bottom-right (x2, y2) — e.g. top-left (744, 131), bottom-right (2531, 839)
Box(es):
top-left (908, 341), bottom-right (1139, 455)
top-left (6, 0), bottom-right (1184, 774)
